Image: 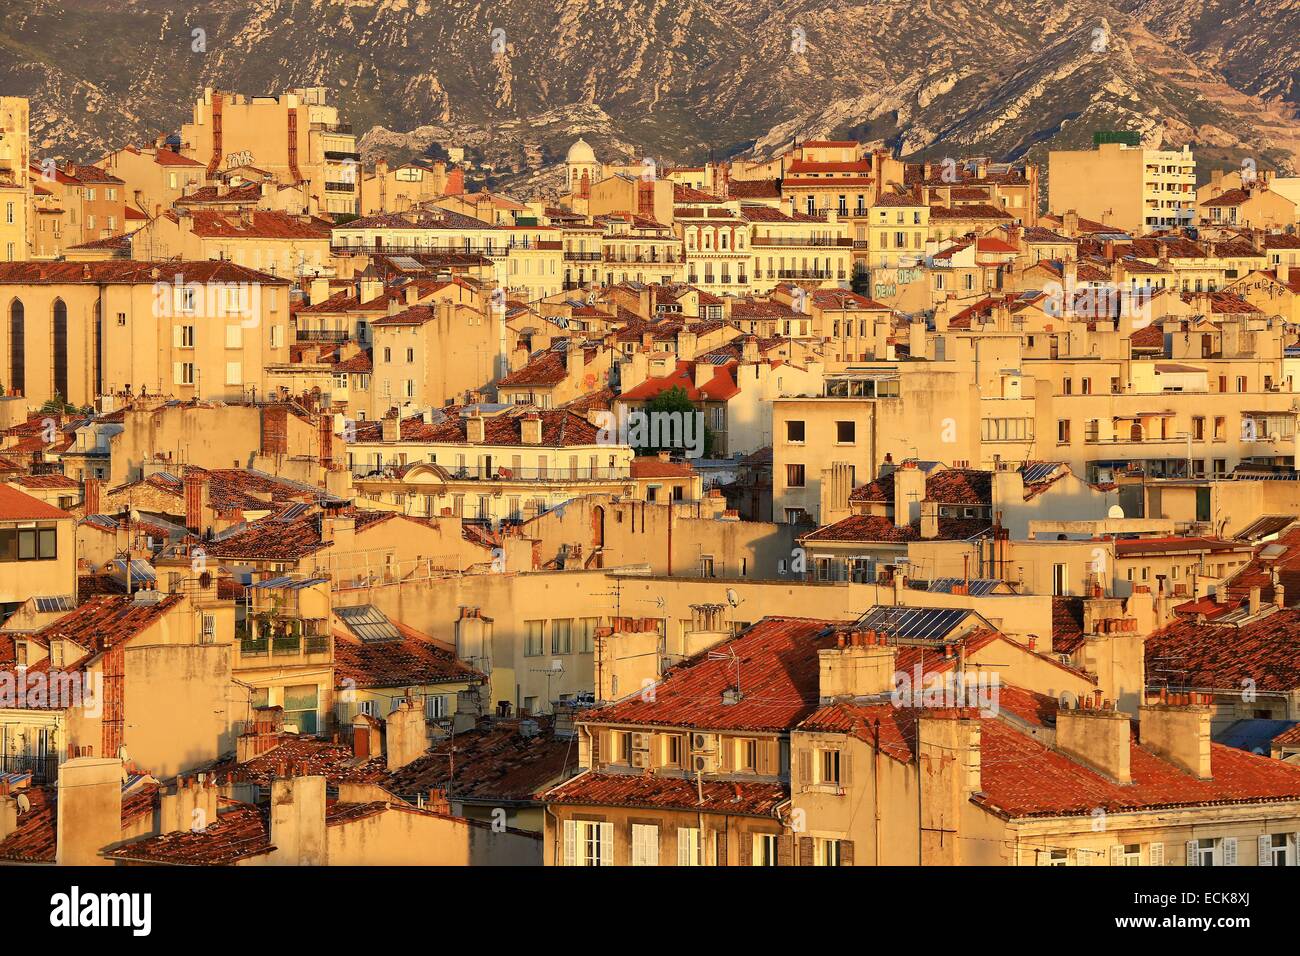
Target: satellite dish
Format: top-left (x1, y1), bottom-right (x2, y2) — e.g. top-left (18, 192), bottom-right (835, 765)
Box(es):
top-left (1107, 505), bottom-right (1125, 519)
top-left (726, 588), bottom-right (740, 608)
top-left (15, 792), bottom-right (30, 814)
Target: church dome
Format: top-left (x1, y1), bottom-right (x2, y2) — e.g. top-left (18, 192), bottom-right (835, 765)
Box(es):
top-left (567, 138), bottom-right (597, 165)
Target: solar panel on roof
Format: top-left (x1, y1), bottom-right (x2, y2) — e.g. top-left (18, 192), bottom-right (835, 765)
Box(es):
top-left (1020, 461), bottom-right (1064, 485)
top-left (275, 503), bottom-right (311, 522)
top-left (35, 595), bottom-right (76, 613)
top-left (926, 578), bottom-right (1003, 597)
top-left (388, 256), bottom-right (425, 272)
top-left (856, 605), bottom-right (973, 640)
top-left (336, 604), bottom-right (401, 642)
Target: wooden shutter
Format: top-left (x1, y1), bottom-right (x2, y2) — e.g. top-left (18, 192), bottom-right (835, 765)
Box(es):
top-left (1259, 835), bottom-right (1273, 867)
top-left (1109, 845), bottom-right (1124, 867)
top-left (777, 834), bottom-right (793, 867)
top-left (1223, 837), bottom-right (1237, 866)
top-left (172, 324), bottom-right (183, 348)
top-left (840, 752), bottom-right (851, 788)
top-left (798, 748), bottom-right (812, 788)
top-left (677, 827), bottom-right (695, 866)
top-left (1148, 842), bottom-right (1164, 866)
top-left (562, 819), bottom-right (576, 866)
top-left (799, 836), bottom-right (814, 866)
top-left (721, 738), bottom-right (734, 772)
top-left (715, 829), bottom-right (727, 866)
top-left (598, 822), bottom-right (613, 866)
top-left (840, 840), bottom-right (855, 866)
top-left (1290, 833), bottom-right (1300, 865)
top-left (1186, 840), bottom-right (1198, 866)
top-left (739, 833), bottom-right (753, 866)
top-left (590, 730), bottom-right (600, 763)
top-left (173, 362), bottom-right (184, 385)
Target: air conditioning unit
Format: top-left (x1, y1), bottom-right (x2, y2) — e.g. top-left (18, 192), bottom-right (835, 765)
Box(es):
top-left (692, 753), bottom-right (720, 773)
top-left (631, 732), bottom-right (651, 751)
top-left (690, 732), bottom-right (717, 753)
top-left (631, 749), bottom-right (652, 769)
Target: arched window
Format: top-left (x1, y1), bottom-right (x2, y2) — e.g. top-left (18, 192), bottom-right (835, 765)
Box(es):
top-left (8, 299), bottom-right (23, 395)
top-left (52, 298), bottom-right (68, 401)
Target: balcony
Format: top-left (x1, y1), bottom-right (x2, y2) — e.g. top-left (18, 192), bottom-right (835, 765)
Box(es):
top-left (564, 251), bottom-right (602, 261)
top-left (235, 619), bottom-right (331, 666)
top-left (751, 237), bottom-right (852, 248)
top-left (778, 269), bottom-right (832, 280)
top-left (325, 181), bottom-right (356, 193)
top-left (317, 122), bottom-right (353, 134)
top-left (325, 150), bottom-right (362, 162)
top-left (0, 752), bottom-right (60, 785)
top-left (352, 463), bottom-right (632, 482)
top-left (296, 329), bottom-right (350, 343)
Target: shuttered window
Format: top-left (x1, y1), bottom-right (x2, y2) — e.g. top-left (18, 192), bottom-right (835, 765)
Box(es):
top-left (631, 824), bottom-right (659, 866)
top-left (677, 827), bottom-right (701, 866)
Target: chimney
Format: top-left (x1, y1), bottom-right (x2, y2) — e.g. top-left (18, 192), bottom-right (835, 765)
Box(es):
top-left (160, 775), bottom-right (219, 834)
top-left (521, 412), bottom-right (543, 445)
top-left (1249, 587), bottom-right (1261, 616)
top-left (920, 500), bottom-right (940, 540)
top-left (916, 714), bottom-right (981, 865)
top-left (1279, 263), bottom-right (1290, 285)
top-left (385, 698), bottom-right (428, 771)
top-left (893, 460), bottom-right (925, 528)
top-left (270, 774), bottom-right (328, 865)
top-left (183, 469), bottom-right (209, 533)
top-left (322, 513), bottom-right (355, 553)
top-left (55, 757), bottom-right (123, 866)
top-left (82, 477), bottom-right (102, 515)
top-left (817, 630), bottom-right (897, 700)
top-left (318, 414), bottom-right (335, 468)
top-left (381, 414), bottom-right (400, 443)
top-left (741, 335), bottom-right (759, 364)
top-left (466, 409), bottom-right (485, 444)
top-left (1275, 583), bottom-right (1286, 609)
top-left (1063, 210), bottom-right (1079, 239)
top-left (1139, 693), bottom-right (1213, 779)
top-left (1054, 697), bottom-right (1131, 783)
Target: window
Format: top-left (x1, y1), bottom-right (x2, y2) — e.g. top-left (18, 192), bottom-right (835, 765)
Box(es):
top-left (835, 421), bottom-right (856, 444)
top-left (579, 615), bottom-right (599, 655)
top-left (1053, 563), bottom-right (1068, 596)
top-left (753, 833), bottom-right (778, 866)
top-left (817, 748), bottom-right (842, 786)
top-left (1261, 833), bottom-right (1294, 867)
top-left (551, 618), bottom-right (573, 654)
top-left (406, 347), bottom-right (414, 363)
top-left (786, 464), bottom-right (805, 488)
top-left (563, 820), bottom-right (612, 866)
top-left (424, 694), bottom-right (448, 719)
top-left (225, 325), bottom-right (242, 348)
top-left (736, 738), bottom-right (758, 772)
top-left (1045, 849), bottom-right (1069, 866)
top-left (283, 684), bottom-right (319, 734)
top-left (815, 838), bottom-right (844, 866)
top-left (700, 555), bottom-right (715, 578)
top-left (631, 824), bottom-right (659, 866)
top-left (524, 619), bottom-right (545, 656)
top-left (785, 420), bottom-right (805, 443)
top-left (1057, 420), bottom-right (1071, 443)
top-left (662, 734), bottom-right (684, 767)
top-left (0, 524), bottom-right (57, 562)
top-left (677, 827), bottom-right (702, 866)
top-left (225, 362), bottom-right (242, 386)
top-left (1187, 837), bottom-right (1235, 866)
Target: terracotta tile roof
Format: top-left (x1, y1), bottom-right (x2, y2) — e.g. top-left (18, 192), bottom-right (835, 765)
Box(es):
top-left (545, 770), bottom-right (786, 816)
top-left (928, 203), bottom-right (1012, 220)
top-left (590, 617), bottom-right (834, 732)
top-left (671, 184), bottom-right (721, 203)
top-left (801, 689), bottom-right (1300, 818)
top-left (810, 288), bottom-right (891, 311)
top-left (0, 783), bottom-right (159, 863)
top-left (351, 406), bottom-right (603, 448)
top-left (1200, 188), bottom-right (1250, 207)
top-left (381, 718), bottom-right (579, 804)
top-left (1130, 323), bottom-right (1165, 349)
top-left (801, 514), bottom-right (991, 543)
top-left (187, 210), bottom-right (333, 240)
top-left (0, 261), bottom-right (289, 286)
top-left (338, 208), bottom-right (492, 231)
top-left (727, 179), bottom-right (781, 200)
top-left (630, 457), bottom-right (697, 479)
top-left (175, 182), bottom-right (263, 206)
top-left (0, 484), bottom-right (70, 521)
top-left (206, 736), bottom-right (386, 787)
top-left (1144, 608), bottom-right (1300, 694)
top-left (1051, 596), bottom-right (1086, 654)
top-left (104, 801), bottom-right (273, 865)
top-left (207, 508), bottom-right (395, 561)
top-left (333, 622), bottom-right (484, 689)
top-left (498, 348), bottom-right (589, 388)
top-left (619, 360), bottom-right (740, 403)
top-left (847, 467), bottom-right (991, 506)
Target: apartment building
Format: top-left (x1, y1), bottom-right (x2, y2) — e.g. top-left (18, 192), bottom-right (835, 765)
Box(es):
top-left (139, 208), bottom-right (334, 278)
top-left (98, 143), bottom-right (207, 220)
top-left (1049, 142), bottom-right (1196, 234)
top-left (345, 405), bottom-right (634, 525)
top-left (0, 98), bottom-right (30, 263)
top-left (744, 204), bottom-right (852, 293)
top-left (358, 160), bottom-right (456, 216)
top-left (179, 86), bottom-right (360, 218)
top-left (0, 261), bottom-right (291, 407)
